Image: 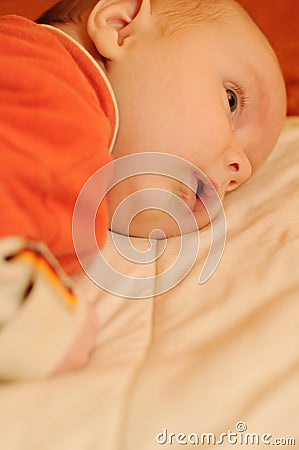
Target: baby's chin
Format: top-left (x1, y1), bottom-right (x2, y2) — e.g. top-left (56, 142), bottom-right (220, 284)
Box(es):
top-left (106, 174), bottom-right (224, 239)
top-left (109, 200), bottom-right (215, 239)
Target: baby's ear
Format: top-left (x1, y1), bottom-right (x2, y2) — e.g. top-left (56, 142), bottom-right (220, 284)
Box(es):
top-left (87, 0), bottom-right (152, 60)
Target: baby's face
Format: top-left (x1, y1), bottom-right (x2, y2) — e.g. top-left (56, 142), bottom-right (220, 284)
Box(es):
top-left (105, 5), bottom-right (286, 237)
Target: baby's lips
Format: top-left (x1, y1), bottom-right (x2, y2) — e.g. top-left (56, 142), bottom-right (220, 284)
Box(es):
top-left (192, 173), bottom-right (224, 219)
top-left (196, 180), bottom-right (204, 198)
top-left (193, 171), bottom-right (220, 199)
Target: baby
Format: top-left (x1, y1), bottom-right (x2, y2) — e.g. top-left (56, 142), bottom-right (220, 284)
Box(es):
top-left (40, 0), bottom-right (286, 237)
top-left (0, 0), bottom-right (286, 380)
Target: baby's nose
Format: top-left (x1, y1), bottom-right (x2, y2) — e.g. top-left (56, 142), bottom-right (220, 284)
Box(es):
top-left (225, 144), bottom-right (253, 192)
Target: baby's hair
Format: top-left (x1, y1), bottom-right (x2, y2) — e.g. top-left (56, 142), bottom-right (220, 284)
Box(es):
top-left (37, 0), bottom-right (242, 38)
top-left (36, 1), bottom-right (99, 25)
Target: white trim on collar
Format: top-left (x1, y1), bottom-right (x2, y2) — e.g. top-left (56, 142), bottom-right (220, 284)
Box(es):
top-left (41, 24), bottom-right (119, 155)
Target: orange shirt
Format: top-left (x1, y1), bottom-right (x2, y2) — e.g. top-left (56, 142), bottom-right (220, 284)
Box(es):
top-left (0, 15), bottom-right (117, 274)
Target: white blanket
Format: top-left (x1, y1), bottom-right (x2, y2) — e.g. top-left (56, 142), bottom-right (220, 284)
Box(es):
top-left (0, 117), bottom-right (298, 450)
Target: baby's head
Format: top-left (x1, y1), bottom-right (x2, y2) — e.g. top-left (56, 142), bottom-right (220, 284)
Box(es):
top-left (39, 0), bottom-right (286, 237)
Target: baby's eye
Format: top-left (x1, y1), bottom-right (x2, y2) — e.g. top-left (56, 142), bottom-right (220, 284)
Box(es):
top-left (226, 89), bottom-right (238, 113)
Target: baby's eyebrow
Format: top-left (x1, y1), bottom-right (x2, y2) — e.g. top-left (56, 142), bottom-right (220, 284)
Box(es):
top-left (253, 70), bottom-right (268, 94)
top-left (242, 61), bottom-right (267, 92)
top-left (241, 62), bottom-right (269, 115)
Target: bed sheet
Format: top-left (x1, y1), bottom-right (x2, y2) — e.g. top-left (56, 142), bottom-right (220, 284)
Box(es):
top-left (0, 117), bottom-right (298, 450)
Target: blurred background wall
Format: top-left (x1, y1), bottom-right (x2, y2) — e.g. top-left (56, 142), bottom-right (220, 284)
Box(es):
top-left (0, 0), bottom-right (54, 19)
top-left (0, 0), bottom-right (298, 115)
